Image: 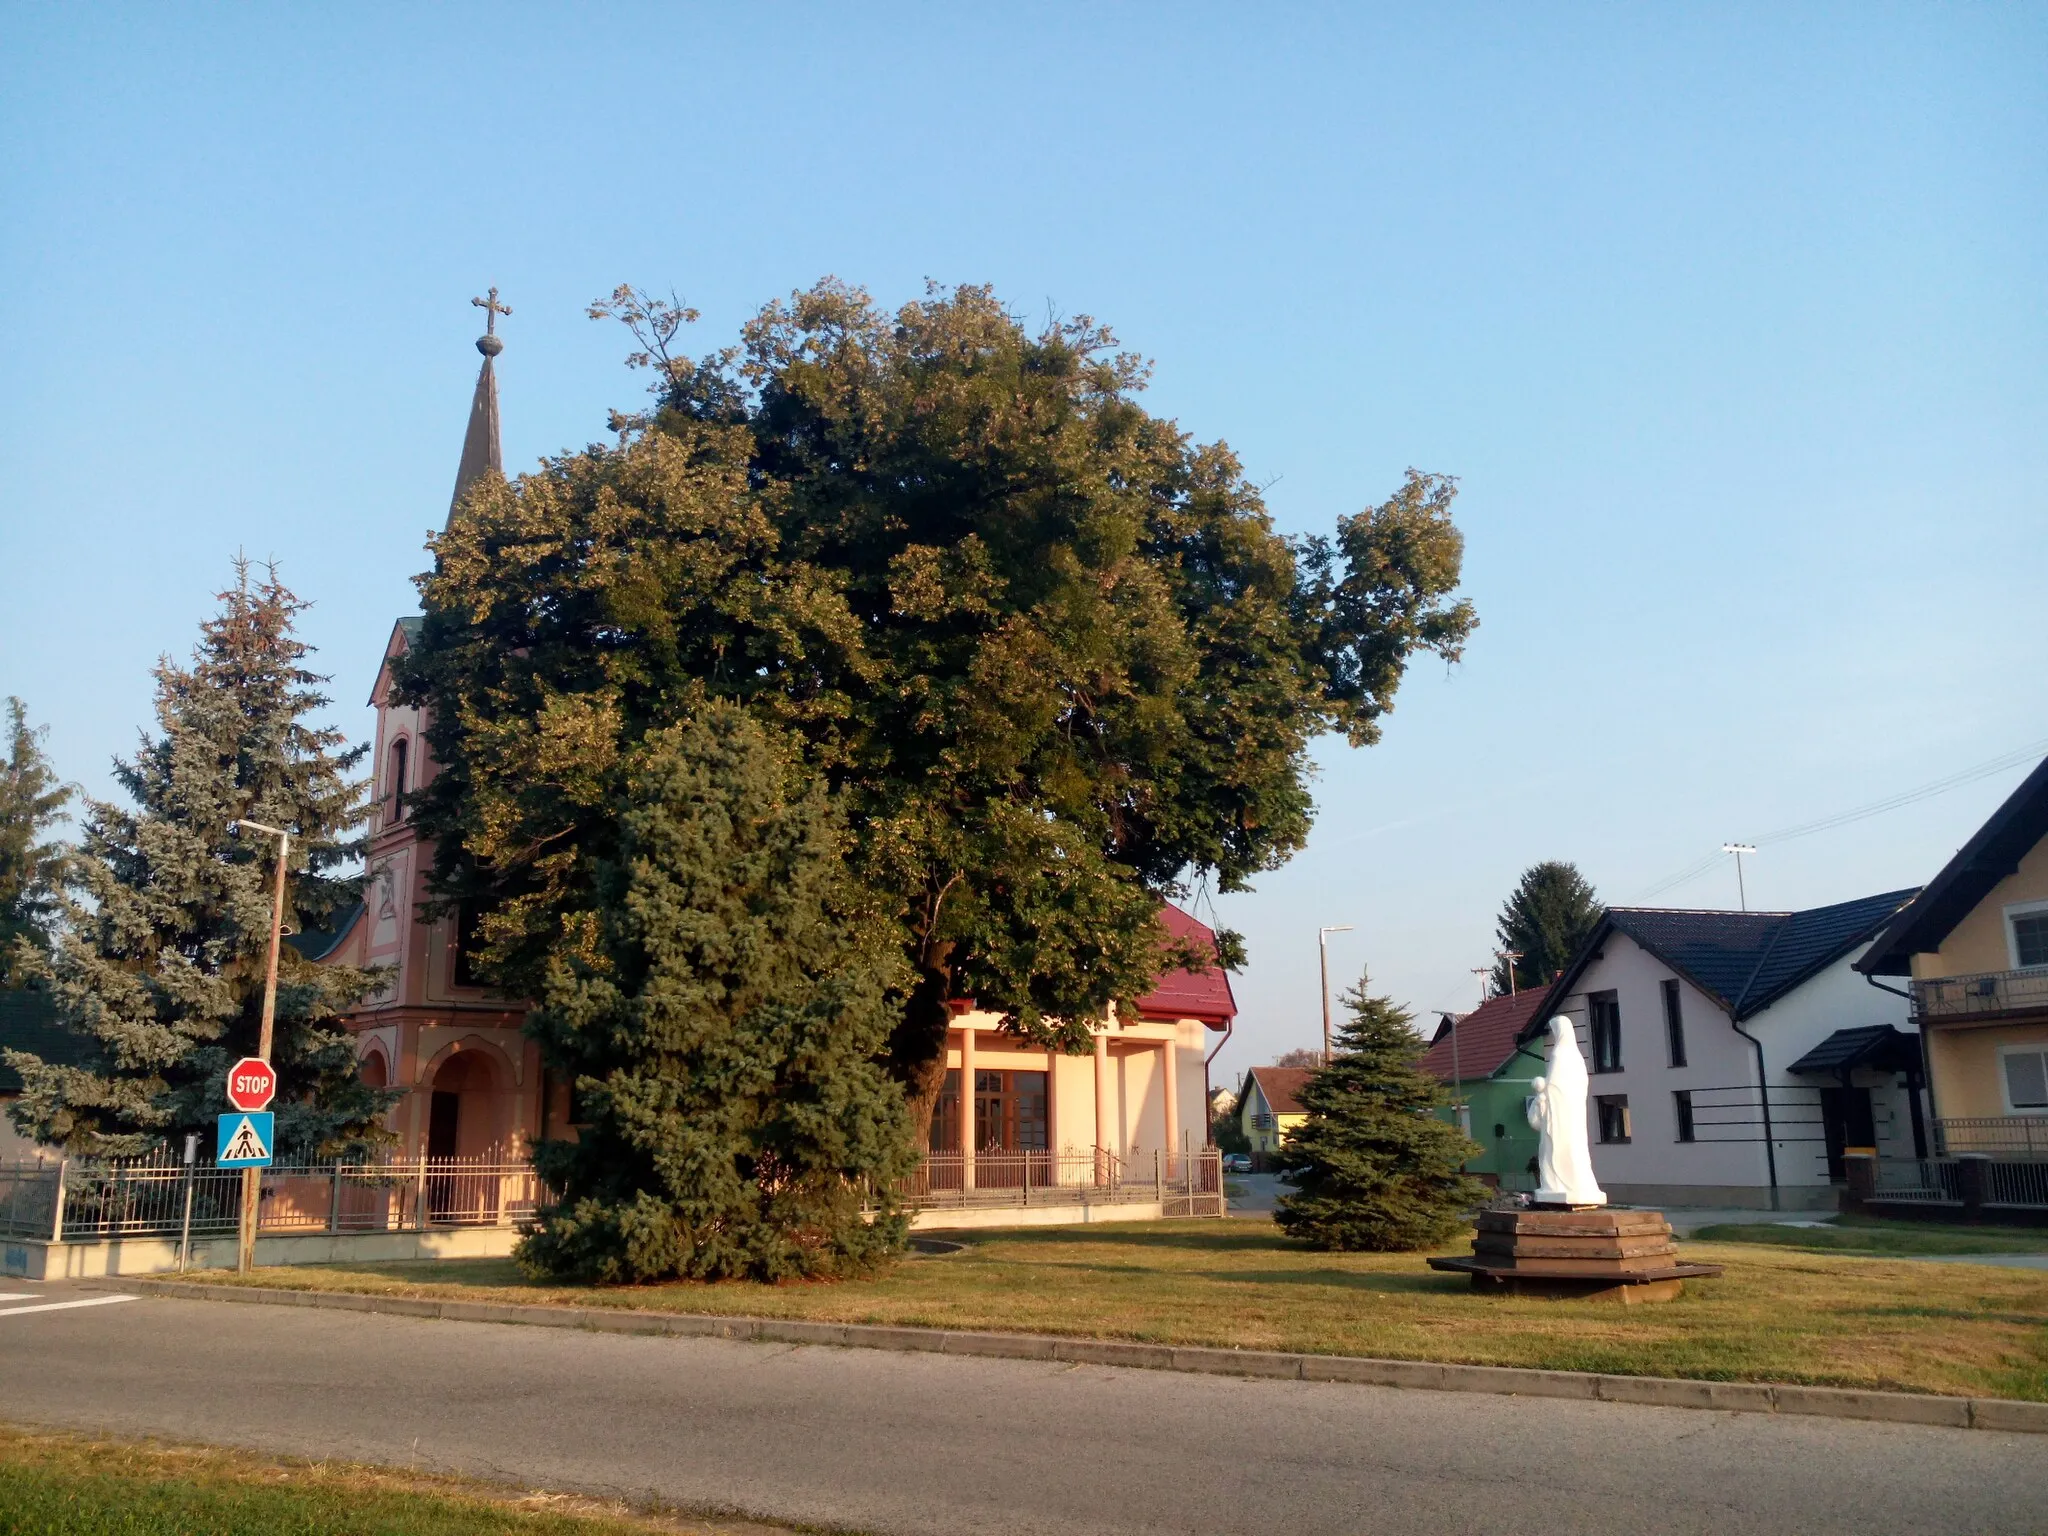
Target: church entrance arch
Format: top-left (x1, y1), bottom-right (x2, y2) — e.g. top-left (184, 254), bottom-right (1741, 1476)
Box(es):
top-left (425, 1047), bottom-right (502, 1161)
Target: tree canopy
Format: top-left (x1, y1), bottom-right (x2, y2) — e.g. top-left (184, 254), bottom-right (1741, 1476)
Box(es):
top-left (517, 704), bottom-right (914, 1283)
top-left (1274, 974), bottom-right (1485, 1251)
top-left (400, 279), bottom-right (1477, 1133)
top-left (0, 698), bottom-right (71, 987)
top-left (4, 563), bottom-right (394, 1158)
top-left (1490, 860), bottom-right (1601, 994)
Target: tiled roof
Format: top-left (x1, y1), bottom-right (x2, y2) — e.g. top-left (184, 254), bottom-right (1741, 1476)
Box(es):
top-left (0, 988), bottom-right (93, 1095)
top-left (1860, 754), bottom-right (2048, 976)
top-left (1419, 988), bottom-right (1548, 1083)
top-left (1526, 888), bottom-right (1919, 1033)
top-left (1245, 1065), bottom-right (1314, 1117)
top-left (285, 901), bottom-right (363, 964)
top-left (1133, 903), bottom-right (1237, 1026)
top-left (1786, 1024), bottom-right (1923, 1077)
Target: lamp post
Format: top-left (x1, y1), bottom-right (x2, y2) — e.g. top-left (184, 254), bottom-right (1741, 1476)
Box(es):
top-left (229, 818), bottom-right (290, 1275)
top-left (1722, 843), bottom-right (1757, 912)
top-left (1318, 925), bottom-right (1354, 1064)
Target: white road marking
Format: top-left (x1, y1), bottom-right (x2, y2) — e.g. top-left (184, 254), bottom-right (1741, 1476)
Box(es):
top-left (0, 1293), bottom-right (44, 1301)
top-left (0, 1295), bottom-right (138, 1318)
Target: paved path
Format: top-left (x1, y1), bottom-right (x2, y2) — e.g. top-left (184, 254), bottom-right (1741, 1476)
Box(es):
top-left (2, 1282), bottom-right (2044, 1535)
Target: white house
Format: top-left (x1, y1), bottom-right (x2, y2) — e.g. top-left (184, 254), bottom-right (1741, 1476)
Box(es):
top-left (1519, 890), bottom-right (1926, 1210)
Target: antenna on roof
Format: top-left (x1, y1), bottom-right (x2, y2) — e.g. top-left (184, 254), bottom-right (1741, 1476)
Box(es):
top-left (1722, 844), bottom-right (1758, 912)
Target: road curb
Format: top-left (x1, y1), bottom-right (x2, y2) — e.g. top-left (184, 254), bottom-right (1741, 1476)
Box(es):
top-left (120, 1278), bottom-right (2048, 1434)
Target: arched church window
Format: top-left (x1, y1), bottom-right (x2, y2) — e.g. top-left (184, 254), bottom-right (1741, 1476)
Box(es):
top-left (388, 737), bottom-right (409, 823)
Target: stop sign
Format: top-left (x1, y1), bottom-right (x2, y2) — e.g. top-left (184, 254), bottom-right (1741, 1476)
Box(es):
top-left (225, 1057), bottom-right (276, 1112)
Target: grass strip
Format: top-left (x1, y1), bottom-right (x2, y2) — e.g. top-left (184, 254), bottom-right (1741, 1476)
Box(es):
top-left (1692, 1216), bottom-right (2048, 1256)
top-left (178, 1219), bottom-right (2048, 1402)
top-left (0, 1424), bottom-right (813, 1536)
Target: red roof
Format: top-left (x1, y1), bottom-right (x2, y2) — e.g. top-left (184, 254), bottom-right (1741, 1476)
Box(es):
top-left (1419, 989), bottom-right (1548, 1083)
top-left (1245, 1066), bottom-right (1314, 1116)
top-left (1133, 903), bottom-right (1237, 1028)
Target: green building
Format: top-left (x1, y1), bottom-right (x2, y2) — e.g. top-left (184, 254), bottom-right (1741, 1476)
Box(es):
top-left (1421, 990), bottom-right (1550, 1192)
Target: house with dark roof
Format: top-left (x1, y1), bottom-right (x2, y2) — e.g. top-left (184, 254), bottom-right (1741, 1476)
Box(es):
top-left (1517, 888), bottom-right (1922, 1209)
top-left (1420, 989), bottom-right (1550, 1189)
top-left (1857, 756), bottom-right (2048, 1153)
top-left (1236, 1066), bottom-right (1312, 1162)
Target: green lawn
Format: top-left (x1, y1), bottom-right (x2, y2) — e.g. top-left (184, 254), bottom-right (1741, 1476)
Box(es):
top-left (0, 1425), bottom-right (802, 1536)
top-left (1692, 1215), bottom-right (2048, 1257)
top-left (184, 1218), bottom-right (2048, 1401)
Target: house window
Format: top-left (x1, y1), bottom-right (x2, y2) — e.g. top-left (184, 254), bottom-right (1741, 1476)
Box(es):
top-left (1596, 1094), bottom-right (1631, 1144)
top-left (2003, 1049), bottom-right (2048, 1112)
top-left (387, 737), bottom-right (409, 822)
top-left (2009, 905), bottom-right (2048, 970)
top-left (1673, 1089), bottom-right (1696, 1143)
top-left (1588, 991), bottom-right (1622, 1073)
top-left (1661, 979), bottom-right (1686, 1068)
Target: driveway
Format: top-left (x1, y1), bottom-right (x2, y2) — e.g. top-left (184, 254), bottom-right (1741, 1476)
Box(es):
top-left (1, 1281), bottom-right (2043, 1534)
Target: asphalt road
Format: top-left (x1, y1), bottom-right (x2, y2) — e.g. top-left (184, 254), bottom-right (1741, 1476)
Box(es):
top-left (2, 1283), bottom-right (2044, 1535)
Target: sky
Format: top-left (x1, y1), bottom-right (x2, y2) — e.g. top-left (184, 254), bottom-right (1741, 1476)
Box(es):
top-left (3, 4), bottom-right (2043, 1087)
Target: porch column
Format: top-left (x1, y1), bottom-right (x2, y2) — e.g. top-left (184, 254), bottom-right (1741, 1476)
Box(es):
top-left (1161, 1035), bottom-right (1179, 1168)
top-left (958, 1023), bottom-right (976, 1190)
top-left (1094, 1031), bottom-right (1113, 1181)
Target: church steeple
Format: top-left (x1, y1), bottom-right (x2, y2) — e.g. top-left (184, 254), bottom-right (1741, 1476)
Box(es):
top-left (448, 287), bottom-right (510, 527)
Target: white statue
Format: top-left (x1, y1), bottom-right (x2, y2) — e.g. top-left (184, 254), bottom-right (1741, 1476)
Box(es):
top-left (1526, 1016), bottom-right (1606, 1207)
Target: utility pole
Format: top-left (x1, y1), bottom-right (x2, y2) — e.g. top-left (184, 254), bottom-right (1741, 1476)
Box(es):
top-left (1722, 843), bottom-right (1757, 912)
top-left (1318, 925), bottom-right (1354, 1064)
top-left (230, 818), bottom-right (290, 1275)
top-left (1494, 948), bottom-right (1523, 997)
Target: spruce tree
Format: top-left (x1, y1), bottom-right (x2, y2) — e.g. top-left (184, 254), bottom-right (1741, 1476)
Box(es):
top-left (0, 698), bottom-right (71, 987)
top-left (517, 704), bottom-right (915, 1285)
top-left (3, 562), bottom-right (394, 1159)
top-left (1274, 974), bottom-right (1485, 1251)
top-left (1490, 861), bottom-right (1600, 994)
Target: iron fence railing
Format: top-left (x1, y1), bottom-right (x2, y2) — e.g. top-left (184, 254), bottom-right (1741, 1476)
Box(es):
top-left (1935, 1116), bottom-right (2048, 1158)
top-left (1913, 969), bottom-right (2048, 1023)
top-left (1986, 1159), bottom-right (2048, 1207)
top-left (1858, 1154), bottom-right (2048, 1211)
top-left (2, 1145), bottom-right (1228, 1247)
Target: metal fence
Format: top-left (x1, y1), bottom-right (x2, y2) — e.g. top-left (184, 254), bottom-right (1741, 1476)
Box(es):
top-left (1859, 1154), bottom-right (2048, 1211)
top-left (0, 1154), bottom-right (546, 1245)
top-left (3, 1145), bottom-right (1227, 1247)
top-left (1913, 969), bottom-right (2048, 1023)
top-left (1936, 1116), bottom-right (2048, 1158)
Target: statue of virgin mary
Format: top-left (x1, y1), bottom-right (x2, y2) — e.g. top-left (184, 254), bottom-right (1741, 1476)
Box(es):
top-left (1526, 1016), bottom-right (1606, 1207)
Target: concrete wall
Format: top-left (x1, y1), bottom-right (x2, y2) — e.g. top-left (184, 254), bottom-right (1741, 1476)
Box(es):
top-left (1912, 836), bottom-right (2048, 979)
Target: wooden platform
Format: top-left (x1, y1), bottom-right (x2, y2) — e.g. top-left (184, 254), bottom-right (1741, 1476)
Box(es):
top-left (1428, 1208), bottom-right (1723, 1302)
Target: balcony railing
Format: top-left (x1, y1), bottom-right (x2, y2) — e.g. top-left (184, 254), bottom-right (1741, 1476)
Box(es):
top-left (1935, 1116), bottom-right (2048, 1158)
top-left (1913, 968), bottom-right (2048, 1023)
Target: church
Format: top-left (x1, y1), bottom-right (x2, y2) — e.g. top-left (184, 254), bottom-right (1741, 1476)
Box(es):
top-left (303, 298), bottom-right (1238, 1177)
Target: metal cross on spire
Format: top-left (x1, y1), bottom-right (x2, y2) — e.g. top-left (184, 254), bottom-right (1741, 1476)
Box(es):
top-left (472, 286), bottom-right (512, 336)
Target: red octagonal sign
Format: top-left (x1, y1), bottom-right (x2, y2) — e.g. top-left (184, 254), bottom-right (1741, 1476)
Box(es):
top-left (225, 1057), bottom-right (276, 1112)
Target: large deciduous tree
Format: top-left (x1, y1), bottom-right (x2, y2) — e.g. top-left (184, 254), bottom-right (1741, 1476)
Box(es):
top-left (1490, 861), bottom-right (1601, 995)
top-left (517, 704), bottom-right (914, 1283)
top-left (4, 563), bottom-right (395, 1158)
top-left (0, 698), bottom-right (71, 987)
top-left (1274, 975), bottom-right (1485, 1251)
top-left (400, 280), bottom-right (1478, 1141)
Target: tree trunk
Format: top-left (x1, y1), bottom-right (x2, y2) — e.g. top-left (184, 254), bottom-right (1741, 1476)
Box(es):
top-left (889, 942), bottom-right (956, 1153)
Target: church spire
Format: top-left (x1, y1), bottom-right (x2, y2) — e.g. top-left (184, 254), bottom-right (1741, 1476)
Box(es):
top-left (448, 287), bottom-right (510, 527)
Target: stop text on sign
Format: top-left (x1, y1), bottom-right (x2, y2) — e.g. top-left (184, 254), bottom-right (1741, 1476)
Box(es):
top-left (226, 1056), bottom-right (276, 1112)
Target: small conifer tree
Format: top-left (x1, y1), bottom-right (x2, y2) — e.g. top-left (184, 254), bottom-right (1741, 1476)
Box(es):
top-left (517, 704), bottom-right (916, 1284)
top-left (1275, 974), bottom-right (1485, 1251)
top-left (0, 698), bottom-right (72, 987)
top-left (4, 562), bottom-right (393, 1159)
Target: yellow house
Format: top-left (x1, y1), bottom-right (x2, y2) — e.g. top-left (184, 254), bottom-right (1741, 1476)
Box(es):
top-left (1237, 1066), bottom-right (1313, 1160)
top-left (1858, 757), bottom-right (2048, 1154)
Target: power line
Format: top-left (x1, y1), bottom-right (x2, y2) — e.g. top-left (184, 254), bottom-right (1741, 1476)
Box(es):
top-left (1630, 737), bottom-right (2048, 904)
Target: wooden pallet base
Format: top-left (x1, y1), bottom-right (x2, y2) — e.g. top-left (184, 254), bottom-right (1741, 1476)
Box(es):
top-left (1428, 1208), bottom-right (1723, 1303)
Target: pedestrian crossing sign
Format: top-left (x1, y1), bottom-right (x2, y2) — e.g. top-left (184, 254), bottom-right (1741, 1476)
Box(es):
top-left (217, 1111), bottom-right (274, 1167)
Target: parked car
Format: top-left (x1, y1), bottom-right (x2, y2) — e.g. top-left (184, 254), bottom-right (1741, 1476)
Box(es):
top-left (1221, 1153), bottom-right (1253, 1174)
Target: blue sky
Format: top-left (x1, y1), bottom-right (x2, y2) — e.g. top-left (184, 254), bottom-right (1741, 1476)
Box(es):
top-left (3, 4), bottom-right (2043, 1082)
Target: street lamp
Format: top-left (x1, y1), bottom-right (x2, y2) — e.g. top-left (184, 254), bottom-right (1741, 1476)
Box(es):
top-left (1722, 843), bottom-right (1757, 912)
top-left (228, 818), bottom-right (290, 1275)
top-left (1318, 925), bottom-right (1354, 1065)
